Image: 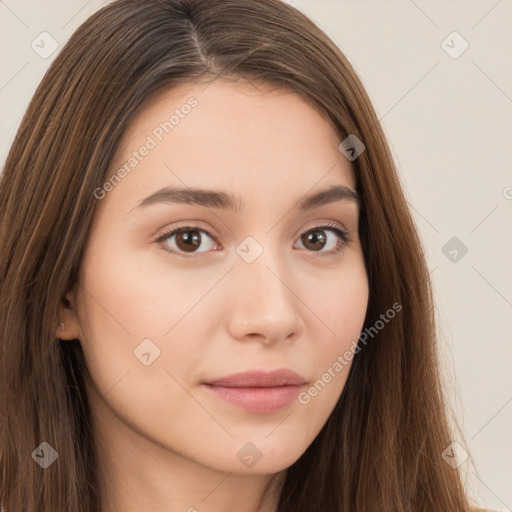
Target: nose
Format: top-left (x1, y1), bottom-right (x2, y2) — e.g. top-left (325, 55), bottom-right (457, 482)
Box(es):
top-left (225, 252), bottom-right (302, 346)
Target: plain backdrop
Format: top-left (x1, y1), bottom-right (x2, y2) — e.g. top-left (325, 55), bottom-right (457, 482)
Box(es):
top-left (0, 1), bottom-right (511, 509)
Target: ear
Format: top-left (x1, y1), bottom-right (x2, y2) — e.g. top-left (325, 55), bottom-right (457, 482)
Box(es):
top-left (56, 285), bottom-right (82, 341)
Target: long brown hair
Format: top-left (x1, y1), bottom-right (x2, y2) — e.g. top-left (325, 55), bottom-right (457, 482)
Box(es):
top-left (0, 0), bottom-right (475, 510)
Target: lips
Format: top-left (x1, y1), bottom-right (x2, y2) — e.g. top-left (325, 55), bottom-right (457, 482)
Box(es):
top-left (201, 368), bottom-right (308, 413)
top-left (203, 368), bottom-right (307, 387)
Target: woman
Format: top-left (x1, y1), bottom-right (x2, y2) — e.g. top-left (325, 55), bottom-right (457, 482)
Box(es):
top-left (0, 0), bottom-right (498, 510)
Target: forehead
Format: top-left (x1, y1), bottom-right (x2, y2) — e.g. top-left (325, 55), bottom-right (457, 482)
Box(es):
top-left (104, 78), bottom-right (356, 210)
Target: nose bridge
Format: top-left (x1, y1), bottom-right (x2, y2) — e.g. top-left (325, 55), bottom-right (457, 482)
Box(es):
top-left (226, 236), bottom-right (301, 342)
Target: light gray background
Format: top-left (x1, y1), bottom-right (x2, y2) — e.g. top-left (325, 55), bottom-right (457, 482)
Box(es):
top-left (0, 0), bottom-right (511, 509)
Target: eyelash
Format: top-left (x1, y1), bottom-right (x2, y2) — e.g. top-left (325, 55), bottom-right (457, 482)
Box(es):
top-left (154, 221), bottom-right (351, 259)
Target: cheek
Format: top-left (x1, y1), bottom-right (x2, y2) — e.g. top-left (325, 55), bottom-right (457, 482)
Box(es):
top-left (78, 230), bottom-right (214, 338)
top-left (75, 239), bottom-right (219, 394)
top-left (299, 254), bottom-right (368, 409)
top-left (75, 252), bottom-right (206, 437)
top-left (309, 252), bottom-right (369, 349)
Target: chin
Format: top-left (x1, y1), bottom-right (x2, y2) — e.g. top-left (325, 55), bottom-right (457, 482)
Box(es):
top-left (203, 436), bottom-right (308, 475)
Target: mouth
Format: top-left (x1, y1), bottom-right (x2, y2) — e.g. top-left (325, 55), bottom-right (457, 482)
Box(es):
top-left (201, 368), bottom-right (308, 414)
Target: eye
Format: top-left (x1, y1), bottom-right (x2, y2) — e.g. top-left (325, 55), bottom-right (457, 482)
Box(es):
top-left (155, 221), bottom-right (350, 259)
top-left (155, 224), bottom-right (219, 258)
top-left (293, 222), bottom-right (350, 257)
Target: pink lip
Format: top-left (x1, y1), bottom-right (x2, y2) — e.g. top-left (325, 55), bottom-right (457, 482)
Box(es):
top-left (201, 369), bottom-right (307, 413)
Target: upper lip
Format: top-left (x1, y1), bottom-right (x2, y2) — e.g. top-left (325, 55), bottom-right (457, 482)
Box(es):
top-left (203, 368), bottom-right (307, 388)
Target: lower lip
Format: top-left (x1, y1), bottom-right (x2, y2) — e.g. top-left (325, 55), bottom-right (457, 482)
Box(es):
top-left (201, 384), bottom-right (305, 413)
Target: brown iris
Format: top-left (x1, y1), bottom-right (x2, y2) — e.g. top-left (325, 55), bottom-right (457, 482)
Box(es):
top-left (175, 229), bottom-right (202, 252)
top-left (301, 229), bottom-right (327, 251)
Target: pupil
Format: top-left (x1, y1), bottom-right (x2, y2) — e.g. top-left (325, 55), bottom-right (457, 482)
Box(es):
top-left (177, 229), bottom-right (201, 252)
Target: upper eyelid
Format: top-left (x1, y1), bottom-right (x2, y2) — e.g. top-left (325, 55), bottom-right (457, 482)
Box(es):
top-left (154, 221), bottom-right (219, 244)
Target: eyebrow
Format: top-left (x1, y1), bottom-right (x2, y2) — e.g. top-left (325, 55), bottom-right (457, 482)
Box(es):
top-left (133, 184), bottom-right (361, 213)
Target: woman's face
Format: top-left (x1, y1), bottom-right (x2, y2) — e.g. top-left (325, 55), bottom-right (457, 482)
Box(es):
top-left (63, 79), bottom-right (369, 476)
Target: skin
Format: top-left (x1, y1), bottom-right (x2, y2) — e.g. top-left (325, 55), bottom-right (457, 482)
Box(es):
top-left (58, 78), bottom-right (369, 512)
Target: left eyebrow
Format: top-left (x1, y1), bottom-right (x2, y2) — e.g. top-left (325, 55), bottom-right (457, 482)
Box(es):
top-left (295, 184), bottom-right (361, 211)
top-left (130, 184), bottom-right (361, 214)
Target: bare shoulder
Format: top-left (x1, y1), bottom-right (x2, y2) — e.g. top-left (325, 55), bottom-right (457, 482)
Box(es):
top-left (471, 506), bottom-right (507, 512)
